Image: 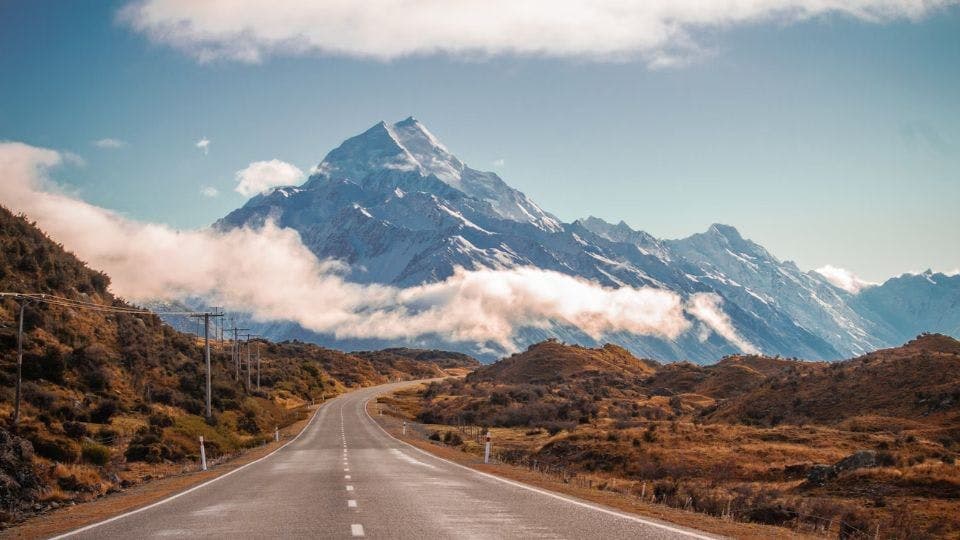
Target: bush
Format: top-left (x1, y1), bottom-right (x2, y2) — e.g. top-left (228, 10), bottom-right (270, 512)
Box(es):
top-left (62, 421), bottom-right (88, 439)
top-left (442, 431), bottom-right (463, 446)
top-left (148, 412), bottom-right (174, 429)
top-left (81, 441), bottom-right (111, 466)
top-left (31, 435), bottom-right (80, 463)
top-left (124, 428), bottom-right (164, 463)
top-left (89, 399), bottom-right (119, 423)
top-left (428, 431), bottom-right (442, 442)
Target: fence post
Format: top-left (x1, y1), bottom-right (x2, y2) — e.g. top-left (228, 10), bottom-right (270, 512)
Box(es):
top-left (199, 436), bottom-right (207, 471)
top-left (484, 430), bottom-right (491, 464)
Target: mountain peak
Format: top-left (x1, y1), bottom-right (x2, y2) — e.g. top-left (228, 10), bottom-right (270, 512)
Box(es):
top-left (707, 223), bottom-right (743, 240)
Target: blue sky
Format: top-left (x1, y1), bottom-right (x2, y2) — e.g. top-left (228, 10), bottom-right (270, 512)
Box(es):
top-left (1, 1), bottom-right (958, 282)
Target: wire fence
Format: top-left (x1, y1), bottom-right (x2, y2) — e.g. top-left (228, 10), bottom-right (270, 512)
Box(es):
top-left (375, 400), bottom-right (881, 539)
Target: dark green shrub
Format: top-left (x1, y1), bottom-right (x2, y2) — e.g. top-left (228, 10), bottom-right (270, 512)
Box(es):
top-left (81, 441), bottom-right (111, 466)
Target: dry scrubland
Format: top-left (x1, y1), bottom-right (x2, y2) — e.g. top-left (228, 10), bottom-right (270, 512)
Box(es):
top-left (394, 338), bottom-right (960, 538)
top-left (0, 207), bottom-right (478, 527)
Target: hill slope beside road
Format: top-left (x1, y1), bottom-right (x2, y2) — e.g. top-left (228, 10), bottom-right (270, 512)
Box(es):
top-left (0, 206), bottom-right (477, 527)
top-left (53, 382), bottom-right (716, 540)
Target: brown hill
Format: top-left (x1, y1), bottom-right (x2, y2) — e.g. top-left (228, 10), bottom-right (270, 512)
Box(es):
top-left (707, 333), bottom-right (960, 426)
top-left (467, 340), bottom-right (657, 385)
top-left (0, 206), bottom-right (475, 524)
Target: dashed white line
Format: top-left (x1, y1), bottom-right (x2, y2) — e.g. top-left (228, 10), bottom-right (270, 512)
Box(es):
top-left (351, 524), bottom-right (364, 537)
top-left (345, 485), bottom-right (354, 491)
top-left (347, 499), bottom-right (357, 508)
top-left (345, 475), bottom-right (351, 479)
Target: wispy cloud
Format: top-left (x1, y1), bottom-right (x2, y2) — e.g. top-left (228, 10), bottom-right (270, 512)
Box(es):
top-left (196, 137), bottom-right (210, 155)
top-left (815, 265), bottom-right (878, 294)
top-left (492, 158), bottom-right (505, 168)
top-left (93, 138), bottom-right (126, 149)
top-left (118, 1), bottom-right (956, 67)
top-left (234, 159), bottom-right (304, 197)
top-left (200, 185), bottom-right (219, 198)
top-left (686, 292), bottom-right (759, 354)
top-left (1, 141), bottom-right (728, 352)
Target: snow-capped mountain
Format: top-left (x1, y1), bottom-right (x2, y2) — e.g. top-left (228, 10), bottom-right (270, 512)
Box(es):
top-left (215, 118), bottom-right (959, 362)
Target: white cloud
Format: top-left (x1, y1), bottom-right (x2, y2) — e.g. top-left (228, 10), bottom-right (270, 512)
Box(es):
top-left (118, 1), bottom-right (955, 67)
top-left (93, 138), bottom-right (126, 149)
top-left (686, 292), bottom-right (759, 354)
top-left (492, 158), bottom-right (505, 168)
top-left (234, 159), bottom-right (305, 197)
top-left (815, 265), bottom-right (878, 294)
top-left (196, 138), bottom-right (210, 155)
top-left (200, 186), bottom-right (219, 198)
top-left (0, 141), bottom-right (709, 352)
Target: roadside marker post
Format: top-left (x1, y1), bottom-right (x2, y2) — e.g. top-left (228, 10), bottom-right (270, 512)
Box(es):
top-left (484, 430), bottom-right (492, 464)
top-left (402, 420), bottom-right (406, 436)
top-left (275, 426), bottom-right (280, 442)
top-left (199, 436), bottom-right (207, 471)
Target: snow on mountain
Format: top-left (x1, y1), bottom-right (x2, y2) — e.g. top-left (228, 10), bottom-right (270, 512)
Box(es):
top-left (214, 118), bottom-right (958, 362)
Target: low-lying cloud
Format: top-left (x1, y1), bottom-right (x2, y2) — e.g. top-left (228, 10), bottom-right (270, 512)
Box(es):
top-left (0, 141), bottom-right (757, 353)
top-left (815, 265), bottom-right (878, 294)
top-left (118, 1), bottom-right (955, 67)
top-left (686, 292), bottom-right (759, 354)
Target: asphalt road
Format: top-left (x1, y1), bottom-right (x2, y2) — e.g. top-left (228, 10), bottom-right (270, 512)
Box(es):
top-left (56, 382), bottom-right (716, 539)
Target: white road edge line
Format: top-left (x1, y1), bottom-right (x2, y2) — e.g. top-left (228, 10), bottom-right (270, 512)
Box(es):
top-left (50, 399), bottom-right (329, 539)
top-left (363, 393), bottom-right (716, 540)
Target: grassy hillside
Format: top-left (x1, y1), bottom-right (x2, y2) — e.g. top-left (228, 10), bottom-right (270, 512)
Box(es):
top-left (0, 207), bottom-right (475, 526)
top-left (407, 337), bottom-right (960, 538)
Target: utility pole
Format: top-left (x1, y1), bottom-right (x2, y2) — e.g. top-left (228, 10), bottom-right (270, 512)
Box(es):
top-left (12, 297), bottom-right (29, 428)
top-left (244, 334), bottom-right (254, 391)
top-left (225, 325), bottom-right (249, 381)
top-left (255, 339), bottom-right (261, 390)
top-left (190, 311), bottom-right (223, 419)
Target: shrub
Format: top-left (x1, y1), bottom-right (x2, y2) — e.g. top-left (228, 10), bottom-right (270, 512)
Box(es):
top-left (89, 399), bottom-right (119, 423)
top-left (442, 431), bottom-right (463, 446)
top-left (62, 421), bottom-right (88, 440)
top-left (428, 431), bottom-right (442, 442)
top-left (148, 412), bottom-right (174, 429)
top-left (31, 435), bottom-right (80, 463)
top-left (81, 442), bottom-right (111, 466)
top-left (82, 367), bottom-right (111, 392)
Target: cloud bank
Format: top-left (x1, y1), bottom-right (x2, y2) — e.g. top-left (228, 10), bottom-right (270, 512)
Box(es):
top-left (815, 265), bottom-right (878, 294)
top-left (0, 141), bottom-right (760, 353)
top-left (118, 1), bottom-right (955, 66)
top-left (234, 159), bottom-right (304, 197)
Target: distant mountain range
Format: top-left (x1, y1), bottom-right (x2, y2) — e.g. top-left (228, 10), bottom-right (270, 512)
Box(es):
top-left (216, 117), bottom-right (960, 362)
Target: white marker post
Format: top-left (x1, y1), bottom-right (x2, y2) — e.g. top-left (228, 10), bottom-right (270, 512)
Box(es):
top-left (402, 420), bottom-right (406, 436)
top-left (484, 430), bottom-right (492, 464)
top-left (274, 426), bottom-right (280, 442)
top-left (199, 435), bottom-right (207, 471)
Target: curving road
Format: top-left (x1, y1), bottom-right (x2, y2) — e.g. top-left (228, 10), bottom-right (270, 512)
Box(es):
top-left (55, 382), bottom-right (716, 539)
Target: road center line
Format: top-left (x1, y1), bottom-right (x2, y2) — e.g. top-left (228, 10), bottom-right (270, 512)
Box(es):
top-left (348, 500), bottom-right (357, 508)
top-left (351, 524), bottom-right (364, 537)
